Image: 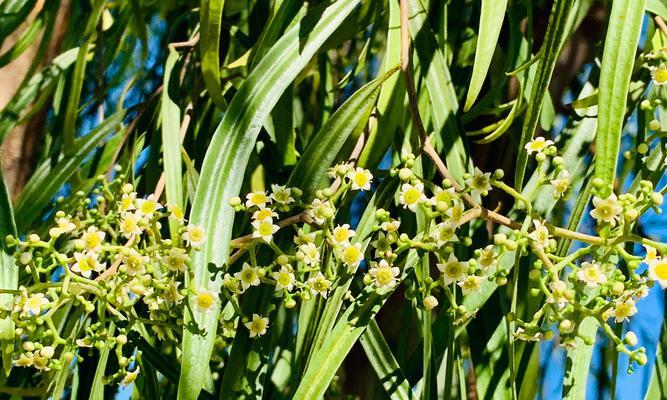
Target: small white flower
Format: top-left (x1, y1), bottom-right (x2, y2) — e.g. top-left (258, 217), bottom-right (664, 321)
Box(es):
top-left (119, 212), bottom-right (143, 238)
top-left (118, 192), bottom-right (136, 213)
top-left (524, 137), bottom-right (554, 155)
top-left (332, 224), bottom-right (355, 244)
top-left (78, 226), bottom-right (105, 252)
top-left (22, 293), bottom-right (49, 316)
top-left (194, 289), bottom-right (217, 312)
top-left (307, 198), bottom-right (334, 225)
top-left (458, 275), bottom-right (485, 295)
top-left (162, 248), bottom-right (189, 272)
top-left (590, 194), bottom-right (623, 226)
top-left (400, 182), bottom-right (425, 211)
top-left (528, 220), bottom-right (550, 249)
top-left (71, 251), bottom-right (105, 278)
top-left (245, 314), bottom-right (269, 338)
top-left (182, 224), bottom-right (206, 247)
top-left (445, 201), bottom-right (466, 225)
top-left (167, 204), bottom-right (185, 222)
top-left (432, 221), bottom-right (459, 247)
top-left (576, 261), bottom-right (607, 287)
top-left (135, 194), bottom-right (162, 218)
top-left (550, 170), bottom-right (570, 198)
top-left (648, 257), bottom-right (667, 288)
top-left (252, 208), bottom-right (278, 222)
top-left (340, 242), bottom-right (364, 268)
top-left (49, 217), bottom-right (76, 237)
top-left (308, 272), bottom-right (332, 298)
top-left (380, 220), bottom-right (401, 233)
top-left (477, 245), bottom-right (497, 269)
top-left (466, 167), bottom-right (492, 197)
top-left (347, 167), bottom-right (373, 191)
top-left (547, 280), bottom-right (568, 309)
top-left (609, 299), bottom-right (637, 323)
top-left (273, 266), bottom-right (295, 292)
top-left (234, 263), bottom-right (261, 291)
top-left (437, 254), bottom-right (468, 285)
top-left (368, 260), bottom-right (400, 288)
top-left (298, 242), bottom-right (320, 267)
top-left (270, 184), bottom-right (295, 205)
top-left (245, 191), bottom-right (270, 209)
top-left (252, 219), bottom-right (280, 243)
top-left (650, 63), bottom-right (667, 86)
top-left (430, 186), bottom-right (457, 206)
top-left (643, 244), bottom-right (659, 266)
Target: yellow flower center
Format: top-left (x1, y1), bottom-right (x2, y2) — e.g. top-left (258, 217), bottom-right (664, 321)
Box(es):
top-left (403, 188), bottom-right (421, 205)
top-left (242, 269), bottom-right (257, 283)
top-left (141, 201), bottom-right (157, 215)
top-left (334, 228), bottom-right (350, 242)
top-left (313, 278), bottom-right (329, 292)
top-left (584, 268), bottom-right (599, 280)
top-left (343, 246), bottom-right (361, 264)
top-left (354, 173), bottom-right (368, 187)
top-left (122, 218), bottom-right (137, 233)
top-left (196, 292), bottom-right (215, 310)
top-left (189, 227), bottom-right (204, 242)
top-left (375, 267), bottom-right (394, 286)
top-left (529, 141), bottom-right (546, 152)
top-left (655, 67), bottom-right (667, 84)
top-left (78, 257), bottom-right (94, 272)
top-left (256, 209), bottom-right (273, 220)
top-left (258, 222), bottom-right (273, 237)
top-left (251, 319), bottom-right (266, 332)
top-left (277, 272), bottom-right (291, 286)
top-left (655, 261), bottom-right (667, 280)
top-left (120, 196), bottom-right (133, 211)
top-left (83, 232), bottom-right (102, 249)
top-left (445, 263), bottom-right (461, 277)
top-left (250, 193), bottom-right (266, 205)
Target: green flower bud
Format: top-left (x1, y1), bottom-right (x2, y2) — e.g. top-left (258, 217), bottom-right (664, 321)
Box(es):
top-left (398, 168), bottom-right (413, 181)
top-left (637, 143), bottom-right (649, 154)
top-left (652, 192), bottom-right (664, 206)
top-left (648, 119), bottom-right (661, 131)
top-left (229, 196), bottom-right (242, 207)
top-left (624, 331), bottom-right (638, 346)
top-left (423, 295), bottom-right (438, 310)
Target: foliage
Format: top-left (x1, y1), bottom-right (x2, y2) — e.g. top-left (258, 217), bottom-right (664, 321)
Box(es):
top-left (1, 0), bottom-right (667, 399)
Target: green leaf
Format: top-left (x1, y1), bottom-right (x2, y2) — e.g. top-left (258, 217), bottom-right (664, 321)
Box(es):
top-left (200, 0), bottom-right (226, 108)
top-left (89, 322), bottom-right (115, 400)
top-left (13, 111), bottom-right (125, 231)
top-left (562, 316), bottom-right (599, 399)
top-left (61, 0), bottom-right (106, 153)
top-left (645, 314), bottom-right (667, 399)
top-left (178, 1), bottom-right (363, 398)
top-left (360, 319), bottom-right (415, 400)
top-left (514, 0), bottom-right (575, 189)
top-left (0, 165), bottom-right (16, 375)
top-left (647, 0), bottom-right (667, 19)
top-left (594, 0), bottom-right (647, 197)
top-left (287, 65), bottom-right (399, 196)
top-left (293, 250), bottom-right (421, 400)
top-left (0, 47), bottom-right (79, 143)
top-left (0, 12), bottom-right (44, 68)
top-left (0, 0), bottom-right (35, 43)
top-left (464, 0), bottom-right (508, 112)
top-left (161, 47), bottom-right (184, 237)
top-left (408, 0), bottom-right (469, 182)
top-left (358, 0), bottom-right (404, 169)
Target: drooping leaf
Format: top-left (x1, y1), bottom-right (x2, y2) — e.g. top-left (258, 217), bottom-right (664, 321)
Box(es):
top-left (464, 0), bottom-right (509, 112)
top-left (200, 0), bottom-right (226, 108)
top-left (594, 0), bottom-right (647, 197)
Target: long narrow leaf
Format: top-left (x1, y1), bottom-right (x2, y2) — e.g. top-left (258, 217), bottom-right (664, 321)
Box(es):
top-left (464, 0), bottom-right (508, 112)
top-left (594, 0), bottom-right (647, 197)
top-left (200, 0), bottom-right (226, 108)
top-left (178, 1), bottom-right (364, 398)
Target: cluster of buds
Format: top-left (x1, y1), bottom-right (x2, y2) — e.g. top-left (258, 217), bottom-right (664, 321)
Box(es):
top-left (2, 174), bottom-right (204, 385)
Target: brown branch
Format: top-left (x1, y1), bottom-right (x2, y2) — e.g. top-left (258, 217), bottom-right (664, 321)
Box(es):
top-left (169, 32), bottom-right (200, 49)
top-left (656, 16), bottom-right (667, 37)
